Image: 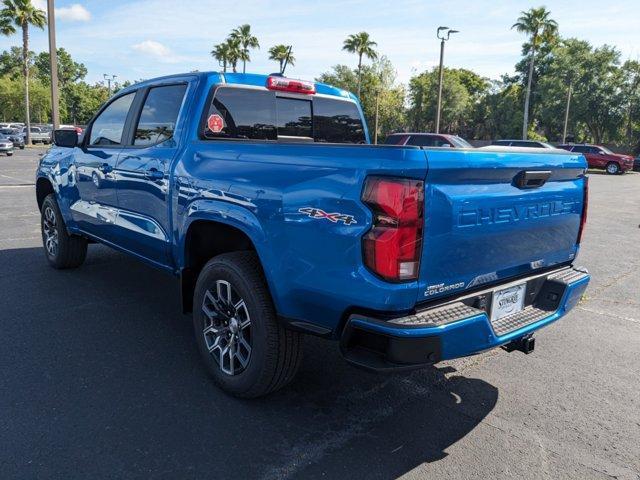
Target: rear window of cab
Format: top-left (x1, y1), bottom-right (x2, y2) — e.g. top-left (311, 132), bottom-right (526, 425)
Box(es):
top-left (202, 87), bottom-right (366, 144)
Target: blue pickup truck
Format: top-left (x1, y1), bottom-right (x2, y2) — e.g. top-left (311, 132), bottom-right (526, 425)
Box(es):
top-left (36, 72), bottom-right (590, 397)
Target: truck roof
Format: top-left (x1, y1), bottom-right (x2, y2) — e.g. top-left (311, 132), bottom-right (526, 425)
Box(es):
top-left (119, 71), bottom-right (357, 102)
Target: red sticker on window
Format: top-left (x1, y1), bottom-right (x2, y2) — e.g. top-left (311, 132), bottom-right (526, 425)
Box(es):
top-left (207, 114), bottom-right (224, 133)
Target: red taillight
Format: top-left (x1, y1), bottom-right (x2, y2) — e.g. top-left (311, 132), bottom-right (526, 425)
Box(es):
top-left (362, 177), bottom-right (424, 282)
top-left (577, 176), bottom-right (589, 244)
top-left (266, 76), bottom-right (316, 95)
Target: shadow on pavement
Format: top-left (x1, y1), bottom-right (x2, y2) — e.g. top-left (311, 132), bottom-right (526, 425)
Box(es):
top-left (0, 245), bottom-right (498, 479)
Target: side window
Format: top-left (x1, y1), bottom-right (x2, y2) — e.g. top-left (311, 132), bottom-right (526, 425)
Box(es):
top-left (134, 84), bottom-right (187, 146)
top-left (408, 136), bottom-right (435, 147)
top-left (89, 93), bottom-right (135, 146)
top-left (276, 97), bottom-right (312, 138)
top-left (589, 147), bottom-right (602, 154)
top-left (204, 88), bottom-right (276, 140)
top-left (576, 146), bottom-right (588, 153)
top-left (313, 97), bottom-right (366, 144)
top-left (432, 137), bottom-right (452, 147)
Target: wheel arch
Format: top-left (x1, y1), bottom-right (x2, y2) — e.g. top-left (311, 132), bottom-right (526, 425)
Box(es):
top-left (36, 176), bottom-right (55, 211)
top-left (178, 203), bottom-right (274, 314)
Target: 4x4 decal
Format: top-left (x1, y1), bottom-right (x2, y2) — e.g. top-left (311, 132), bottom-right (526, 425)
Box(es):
top-left (298, 207), bottom-right (357, 225)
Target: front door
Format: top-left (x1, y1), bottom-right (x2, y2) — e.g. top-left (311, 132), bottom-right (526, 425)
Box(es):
top-left (70, 92), bottom-right (136, 242)
top-left (113, 83), bottom-right (188, 267)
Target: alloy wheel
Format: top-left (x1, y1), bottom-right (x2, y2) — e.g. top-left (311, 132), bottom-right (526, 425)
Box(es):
top-left (43, 206), bottom-right (59, 257)
top-left (201, 280), bottom-right (252, 376)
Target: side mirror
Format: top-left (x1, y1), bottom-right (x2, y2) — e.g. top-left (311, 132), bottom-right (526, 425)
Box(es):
top-left (53, 129), bottom-right (78, 148)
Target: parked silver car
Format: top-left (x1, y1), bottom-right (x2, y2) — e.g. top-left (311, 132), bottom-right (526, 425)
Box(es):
top-left (0, 134), bottom-right (15, 156)
top-left (21, 126), bottom-right (51, 144)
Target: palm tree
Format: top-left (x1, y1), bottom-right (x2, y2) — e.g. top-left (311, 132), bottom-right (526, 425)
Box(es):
top-left (229, 24), bottom-right (259, 74)
top-left (268, 44), bottom-right (295, 74)
top-left (0, 0), bottom-right (46, 146)
top-left (512, 6), bottom-right (558, 139)
top-left (211, 42), bottom-right (231, 72)
top-left (225, 37), bottom-right (244, 73)
top-left (342, 32), bottom-right (378, 98)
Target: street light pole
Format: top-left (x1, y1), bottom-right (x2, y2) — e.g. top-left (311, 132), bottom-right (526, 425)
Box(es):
top-left (373, 87), bottom-right (380, 144)
top-left (435, 27), bottom-right (458, 134)
top-left (103, 74), bottom-right (117, 95)
top-left (47, 0), bottom-right (60, 129)
top-left (562, 78), bottom-right (572, 144)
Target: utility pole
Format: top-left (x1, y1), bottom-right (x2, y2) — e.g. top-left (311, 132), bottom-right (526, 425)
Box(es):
top-left (435, 27), bottom-right (458, 134)
top-left (47, 0), bottom-right (60, 129)
top-left (103, 74), bottom-right (117, 95)
top-left (373, 87), bottom-right (380, 144)
top-left (562, 78), bottom-right (572, 144)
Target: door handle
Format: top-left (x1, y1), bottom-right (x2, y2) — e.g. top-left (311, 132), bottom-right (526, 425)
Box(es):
top-left (514, 170), bottom-right (552, 189)
top-left (145, 168), bottom-right (164, 180)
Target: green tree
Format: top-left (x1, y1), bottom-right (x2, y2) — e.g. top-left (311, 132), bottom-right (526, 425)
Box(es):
top-left (512, 6), bottom-right (558, 139)
top-left (34, 47), bottom-right (87, 86)
top-left (406, 67), bottom-right (489, 136)
top-left (62, 81), bottom-right (109, 125)
top-left (317, 57), bottom-right (405, 141)
top-left (536, 38), bottom-right (590, 141)
top-left (621, 60), bottom-right (640, 151)
top-left (211, 42), bottom-right (232, 72)
top-left (0, 74), bottom-right (49, 122)
top-left (0, 45), bottom-right (34, 79)
top-left (0, 0), bottom-right (47, 144)
top-left (224, 37), bottom-right (244, 73)
top-left (474, 80), bottom-right (523, 140)
top-left (268, 44), bottom-right (295, 74)
top-left (229, 24), bottom-right (259, 74)
top-left (342, 32), bottom-right (378, 99)
top-left (536, 39), bottom-right (625, 144)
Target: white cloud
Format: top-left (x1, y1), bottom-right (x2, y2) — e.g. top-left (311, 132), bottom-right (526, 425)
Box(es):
top-left (31, 0), bottom-right (46, 10)
top-left (31, 1), bottom-right (91, 22)
top-left (131, 40), bottom-right (179, 63)
top-left (56, 4), bottom-right (91, 22)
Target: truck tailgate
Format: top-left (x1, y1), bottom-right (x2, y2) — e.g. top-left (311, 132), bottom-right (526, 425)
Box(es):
top-left (418, 148), bottom-right (587, 302)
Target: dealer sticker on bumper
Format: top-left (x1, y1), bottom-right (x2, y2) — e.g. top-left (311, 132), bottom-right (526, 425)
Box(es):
top-left (491, 283), bottom-right (526, 321)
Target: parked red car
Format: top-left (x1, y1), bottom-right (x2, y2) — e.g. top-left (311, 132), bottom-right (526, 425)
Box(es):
top-left (557, 144), bottom-right (634, 174)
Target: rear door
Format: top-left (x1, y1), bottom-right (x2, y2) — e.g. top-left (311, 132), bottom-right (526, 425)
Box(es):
top-left (417, 148), bottom-right (587, 302)
top-left (572, 145), bottom-right (599, 168)
top-left (114, 83), bottom-right (188, 267)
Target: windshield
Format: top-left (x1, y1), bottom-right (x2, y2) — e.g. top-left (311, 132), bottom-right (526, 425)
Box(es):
top-left (449, 136), bottom-right (472, 148)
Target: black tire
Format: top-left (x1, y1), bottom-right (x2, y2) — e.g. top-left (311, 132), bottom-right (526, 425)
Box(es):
top-left (19, 145), bottom-right (24, 150)
top-left (605, 162), bottom-right (620, 175)
top-left (193, 251), bottom-right (302, 398)
top-left (41, 194), bottom-right (88, 269)
top-left (7, 152), bottom-right (12, 156)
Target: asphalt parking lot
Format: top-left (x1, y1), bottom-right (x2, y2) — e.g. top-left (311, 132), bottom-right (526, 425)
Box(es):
top-left (1, 148), bottom-right (639, 480)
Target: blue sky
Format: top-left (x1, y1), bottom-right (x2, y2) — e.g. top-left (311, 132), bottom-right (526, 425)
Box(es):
top-left (2, 0), bottom-right (639, 86)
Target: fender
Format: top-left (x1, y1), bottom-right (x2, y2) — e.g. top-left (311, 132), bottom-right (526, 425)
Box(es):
top-left (175, 198), bottom-right (283, 310)
top-left (36, 149), bottom-right (78, 232)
